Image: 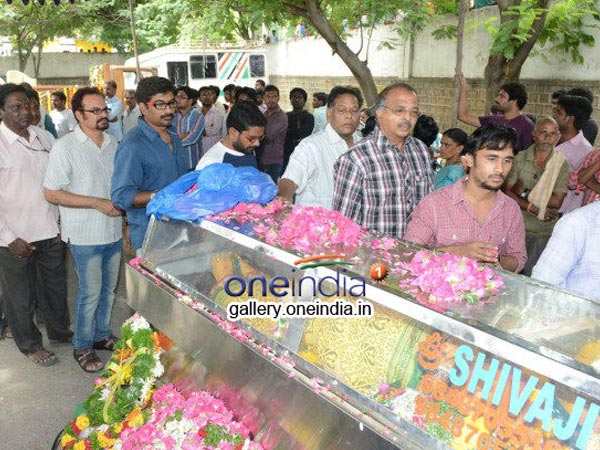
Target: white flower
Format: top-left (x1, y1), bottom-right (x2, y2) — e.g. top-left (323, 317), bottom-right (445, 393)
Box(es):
top-left (151, 354), bottom-right (164, 377)
top-left (137, 378), bottom-right (153, 405)
top-left (128, 315), bottom-right (151, 332)
top-left (100, 387), bottom-right (111, 401)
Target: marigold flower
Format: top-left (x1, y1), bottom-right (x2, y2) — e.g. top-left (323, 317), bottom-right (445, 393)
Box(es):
top-left (60, 433), bottom-right (75, 448)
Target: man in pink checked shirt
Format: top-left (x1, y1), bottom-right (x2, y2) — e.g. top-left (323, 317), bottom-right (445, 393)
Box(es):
top-left (405, 123), bottom-right (527, 273)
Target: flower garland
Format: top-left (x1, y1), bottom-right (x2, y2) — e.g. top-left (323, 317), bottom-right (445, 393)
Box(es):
top-left (395, 250), bottom-right (504, 312)
top-left (118, 384), bottom-right (264, 450)
top-left (60, 314), bottom-right (170, 450)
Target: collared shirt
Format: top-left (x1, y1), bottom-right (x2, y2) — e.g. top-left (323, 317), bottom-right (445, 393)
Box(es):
top-left (332, 126), bottom-right (434, 238)
top-left (569, 149), bottom-right (600, 206)
top-left (262, 106), bottom-right (288, 166)
top-left (111, 118), bottom-right (188, 249)
top-left (49, 108), bottom-right (77, 138)
top-left (122, 105), bottom-right (141, 136)
top-left (196, 141), bottom-right (257, 170)
top-left (44, 126), bottom-right (122, 246)
top-left (405, 178), bottom-right (527, 272)
top-left (105, 95), bottom-right (124, 142)
top-left (0, 123), bottom-right (59, 246)
top-left (312, 106), bottom-right (327, 135)
top-left (282, 124), bottom-right (356, 209)
top-left (202, 105), bottom-right (226, 153)
top-left (532, 201), bottom-right (600, 300)
top-left (506, 145), bottom-right (569, 236)
top-left (174, 108), bottom-right (205, 170)
top-left (479, 114), bottom-right (535, 153)
top-left (556, 130), bottom-right (592, 214)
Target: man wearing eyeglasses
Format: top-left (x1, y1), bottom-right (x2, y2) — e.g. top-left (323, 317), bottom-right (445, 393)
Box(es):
top-left (0, 83), bottom-right (72, 367)
top-left (332, 82), bottom-right (434, 238)
top-left (504, 117), bottom-right (569, 275)
top-left (279, 86), bottom-right (362, 208)
top-left (44, 86), bottom-right (122, 373)
top-left (111, 77), bottom-right (187, 251)
top-left (195, 101), bottom-right (265, 170)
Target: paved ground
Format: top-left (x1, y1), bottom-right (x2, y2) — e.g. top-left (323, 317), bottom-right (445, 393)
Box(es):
top-left (0, 252), bottom-right (135, 450)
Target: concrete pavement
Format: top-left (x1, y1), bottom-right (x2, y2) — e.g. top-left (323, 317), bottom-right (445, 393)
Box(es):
top-left (0, 252), bottom-right (134, 450)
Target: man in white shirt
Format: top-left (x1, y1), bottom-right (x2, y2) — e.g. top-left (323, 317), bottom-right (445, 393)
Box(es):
top-left (122, 89), bottom-right (141, 136)
top-left (104, 80), bottom-right (124, 142)
top-left (0, 83), bottom-right (72, 367)
top-left (44, 86), bottom-right (122, 373)
top-left (196, 101), bottom-right (266, 170)
top-left (311, 92), bottom-right (328, 135)
top-left (278, 86), bottom-right (363, 208)
top-left (49, 90), bottom-right (77, 138)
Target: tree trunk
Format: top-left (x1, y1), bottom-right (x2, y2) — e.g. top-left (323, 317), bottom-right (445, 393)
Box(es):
top-left (482, 0), bottom-right (549, 112)
top-left (292, 0), bottom-right (379, 105)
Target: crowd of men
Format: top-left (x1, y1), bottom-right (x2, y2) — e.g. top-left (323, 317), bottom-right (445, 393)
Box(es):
top-left (0, 74), bottom-right (598, 371)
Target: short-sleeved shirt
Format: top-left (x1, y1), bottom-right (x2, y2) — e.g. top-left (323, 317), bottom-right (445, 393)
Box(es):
top-left (434, 164), bottom-right (465, 190)
top-left (532, 201), bottom-right (600, 299)
top-left (556, 131), bottom-right (593, 214)
top-left (506, 146), bottom-right (569, 236)
top-left (479, 114), bottom-right (534, 153)
top-left (312, 106), bottom-right (327, 135)
top-left (405, 178), bottom-right (527, 272)
top-left (49, 109), bottom-right (77, 138)
top-left (282, 124), bottom-right (356, 209)
top-left (111, 118), bottom-right (188, 249)
top-left (196, 141), bottom-right (257, 170)
top-left (44, 126), bottom-right (122, 246)
top-left (0, 123), bottom-right (59, 246)
top-left (332, 126), bottom-right (434, 238)
top-left (202, 105), bottom-right (226, 153)
top-left (105, 95), bottom-right (124, 142)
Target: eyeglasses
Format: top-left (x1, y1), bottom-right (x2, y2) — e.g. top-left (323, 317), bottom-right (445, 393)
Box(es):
top-left (240, 131), bottom-right (264, 143)
top-left (81, 107), bottom-right (111, 115)
top-left (147, 100), bottom-right (178, 110)
top-left (381, 105), bottom-right (421, 119)
top-left (334, 107), bottom-right (360, 116)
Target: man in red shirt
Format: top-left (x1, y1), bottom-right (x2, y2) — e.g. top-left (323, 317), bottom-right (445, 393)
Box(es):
top-left (405, 123), bottom-right (527, 273)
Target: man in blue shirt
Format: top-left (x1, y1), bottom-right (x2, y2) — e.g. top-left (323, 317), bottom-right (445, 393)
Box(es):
top-left (532, 201), bottom-right (600, 300)
top-left (111, 77), bottom-right (187, 250)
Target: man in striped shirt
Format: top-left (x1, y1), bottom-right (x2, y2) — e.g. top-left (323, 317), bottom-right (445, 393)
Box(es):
top-left (45, 87), bottom-right (123, 373)
top-left (332, 82), bottom-right (434, 238)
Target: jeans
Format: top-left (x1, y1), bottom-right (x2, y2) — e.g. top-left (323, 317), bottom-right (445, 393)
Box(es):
top-left (71, 240), bottom-right (122, 350)
top-left (0, 238), bottom-right (71, 354)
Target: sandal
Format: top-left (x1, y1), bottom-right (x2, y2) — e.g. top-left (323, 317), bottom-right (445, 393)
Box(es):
top-left (26, 347), bottom-right (58, 367)
top-left (93, 335), bottom-right (117, 352)
top-left (73, 348), bottom-right (104, 373)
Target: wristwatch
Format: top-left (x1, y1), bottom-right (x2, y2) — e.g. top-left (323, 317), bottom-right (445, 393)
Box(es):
top-left (519, 189), bottom-right (530, 200)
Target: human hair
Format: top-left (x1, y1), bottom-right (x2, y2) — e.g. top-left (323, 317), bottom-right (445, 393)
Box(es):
top-left (224, 84), bottom-right (236, 93)
top-left (500, 82), bottom-right (528, 110)
top-left (104, 80), bottom-right (117, 89)
top-left (209, 85), bottom-right (220, 97)
top-left (465, 123), bottom-right (517, 155)
top-left (0, 83), bottom-right (27, 109)
top-left (124, 89), bottom-right (136, 97)
top-left (313, 92), bottom-right (328, 106)
top-left (24, 88), bottom-right (40, 104)
top-left (413, 114), bottom-right (439, 147)
top-left (361, 116), bottom-right (377, 137)
top-left (551, 89), bottom-right (568, 100)
top-left (52, 90), bottom-right (67, 102)
top-left (71, 86), bottom-right (103, 114)
top-left (557, 95), bottom-right (593, 131)
top-left (567, 87), bottom-right (594, 104)
top-left (327, 86), bottom-right (363, 109)
top-left (534, 116), bottom-right (558, 131)
top-left (289, 87), bottom-right (308, 102)
top-left (255, 79), bottom-right (266, 89)
top-left (226, 101), bottom-right (266, 132)
top-left (135, 76), bottom-right (174, 104)
top-left (264, 84), bottom-right (279, 96)
top-left (442, 128), bottom-right (468, 147)
top-left (374, 82), bottom-right (417, 110)
top-left (176, 86), bottom-right (199, 100)
top-left (235, 87), bottom-right (258, 103)
top-left (198, 86), bottom-right (212, 95)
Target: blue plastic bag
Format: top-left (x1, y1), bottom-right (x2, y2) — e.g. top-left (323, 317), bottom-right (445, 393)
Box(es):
top-left (146, 163), bottom-right (278, 221)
